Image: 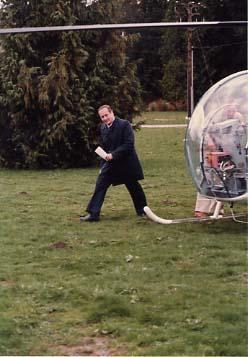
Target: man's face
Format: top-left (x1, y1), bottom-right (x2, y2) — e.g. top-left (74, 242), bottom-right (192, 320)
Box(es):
top-left (226, 105), bottom-right (236, 118)
top-left (98, 108), bottom-right (115, 126)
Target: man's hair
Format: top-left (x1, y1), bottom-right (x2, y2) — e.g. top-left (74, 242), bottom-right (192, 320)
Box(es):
top-left (98, 104), bottom-right (113, 113)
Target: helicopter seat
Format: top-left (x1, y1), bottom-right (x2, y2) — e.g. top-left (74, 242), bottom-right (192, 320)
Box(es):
top-left (206, 151), bottom-right (230, 169)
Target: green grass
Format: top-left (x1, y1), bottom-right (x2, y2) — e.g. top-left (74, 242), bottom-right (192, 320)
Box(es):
top-left (134, 111), bottom-right (187, 125)
top-left (0, 127), bottom-right (247, 356)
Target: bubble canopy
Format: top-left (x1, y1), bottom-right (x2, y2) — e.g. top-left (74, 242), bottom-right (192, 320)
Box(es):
top-left (185, 70), bottom-right (248, 201)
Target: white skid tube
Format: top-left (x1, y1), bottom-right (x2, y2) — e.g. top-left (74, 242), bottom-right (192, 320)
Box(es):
top-left (144, 206), bottom-right (201, 224)
top-left (144, 206), bottom-right (174, 224)
top-left (143, 206), bottom-right (247, 224)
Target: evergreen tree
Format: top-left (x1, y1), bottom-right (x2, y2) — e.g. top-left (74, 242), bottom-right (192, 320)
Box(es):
top-left (160, 0), bottom-right (247, 105)
top-left (162, 58), bottom-right (187, 107)
top-left (0, 0), bottom-right (141, 168)
top-left (194, 0), bottom-right (247, 100)
top-left (82, 0), bottom-right (142, 120)
top-left (126, 0), bottom-right (169, 103)
top-left (160, 1), bottom-right (187, 106)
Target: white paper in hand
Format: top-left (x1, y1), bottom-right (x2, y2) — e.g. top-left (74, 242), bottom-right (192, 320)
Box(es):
top-left (95, 146), bottom-right (108, 160)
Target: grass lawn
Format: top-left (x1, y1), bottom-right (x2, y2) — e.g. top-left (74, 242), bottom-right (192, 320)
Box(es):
top-left (133, 111), bottom-right (187, 125)
top-left (0, 125), bottom-right (247, 356)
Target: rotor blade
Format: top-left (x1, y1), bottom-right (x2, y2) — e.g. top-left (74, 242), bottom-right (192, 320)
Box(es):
top-left (0, 21), bottom-right (247, 35)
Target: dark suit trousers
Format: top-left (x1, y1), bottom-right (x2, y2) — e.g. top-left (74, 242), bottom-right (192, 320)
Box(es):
top-left (87, 169), bottom-right (147, 217)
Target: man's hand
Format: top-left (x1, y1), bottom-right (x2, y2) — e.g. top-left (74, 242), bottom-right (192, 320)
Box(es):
top-left (105, 153), bottom-right (113, 161)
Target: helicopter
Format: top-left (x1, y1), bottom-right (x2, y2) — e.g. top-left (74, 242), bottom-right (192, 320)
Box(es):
top-left (0, 21), bottom-right (247, 224)
top-left (144, 70), bottom-right (248, 224)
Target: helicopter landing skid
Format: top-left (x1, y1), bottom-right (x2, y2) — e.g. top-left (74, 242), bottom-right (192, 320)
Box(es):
top-left (144, 206), bottom-right (247, 225)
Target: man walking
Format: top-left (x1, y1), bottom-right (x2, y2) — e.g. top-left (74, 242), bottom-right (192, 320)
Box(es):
top-left (80, 105), bottom-right (147, 222)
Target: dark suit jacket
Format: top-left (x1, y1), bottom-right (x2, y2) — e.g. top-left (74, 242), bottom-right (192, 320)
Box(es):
top-left (99, 117), bottom-right (144, 186)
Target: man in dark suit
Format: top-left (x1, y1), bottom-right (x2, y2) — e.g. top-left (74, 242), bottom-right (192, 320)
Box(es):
top-left (80, 104), bottom-right (147, 222)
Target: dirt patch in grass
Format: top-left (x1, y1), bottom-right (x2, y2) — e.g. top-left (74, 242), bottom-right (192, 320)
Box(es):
top-left (241, 272), bottom-right (248, 282)
top-left (0, 280), bottom-right (16, 287)
top-left (18, 191), bottom-right (30, 195)
top-left (49, 241), bottom-right (72, 249)
top-left (161, 199), bottom-right (177, 206)
top-left (51, 336), bottom-right (126, 356)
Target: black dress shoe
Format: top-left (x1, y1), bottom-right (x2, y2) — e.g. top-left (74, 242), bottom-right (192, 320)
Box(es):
top-left (80, 214), bottom-right (100, 222)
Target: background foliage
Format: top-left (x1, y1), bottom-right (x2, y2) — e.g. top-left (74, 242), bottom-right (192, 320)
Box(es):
top-left (0, 0), bottom-right (246, 168)
top-left (0, 0), bottom-right (141, 168)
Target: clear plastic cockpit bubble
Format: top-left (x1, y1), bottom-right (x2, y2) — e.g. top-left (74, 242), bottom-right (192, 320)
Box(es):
top-left (185, 70), bottom-right (248, 201)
